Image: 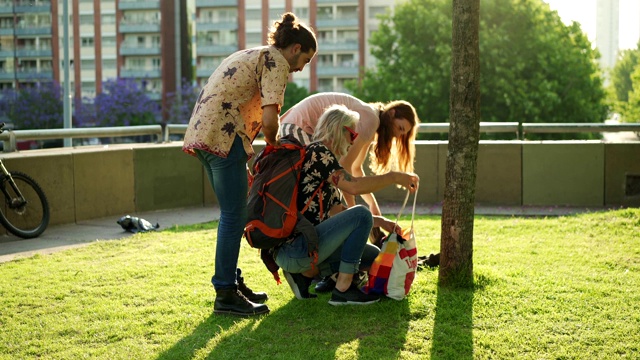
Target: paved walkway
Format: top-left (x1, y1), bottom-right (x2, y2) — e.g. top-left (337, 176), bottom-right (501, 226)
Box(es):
top-left (0, 204), bottom-right (612, 263)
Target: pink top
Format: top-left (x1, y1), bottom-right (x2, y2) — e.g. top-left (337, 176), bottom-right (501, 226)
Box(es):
top-left (279, 92), bottom-right (380, 143)
top-left (183, 46), bottom-right (290, 159)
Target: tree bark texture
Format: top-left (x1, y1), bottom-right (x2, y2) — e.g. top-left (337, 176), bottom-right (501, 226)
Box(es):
top-left (439, 0), bottom-right (481, 287)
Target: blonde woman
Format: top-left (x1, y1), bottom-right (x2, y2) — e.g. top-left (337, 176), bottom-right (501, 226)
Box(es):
top-left (273, 105), bottom-right (419, 305)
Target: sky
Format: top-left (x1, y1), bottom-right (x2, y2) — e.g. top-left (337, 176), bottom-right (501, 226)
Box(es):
top-left (544, 0), bottom-right (640, 50)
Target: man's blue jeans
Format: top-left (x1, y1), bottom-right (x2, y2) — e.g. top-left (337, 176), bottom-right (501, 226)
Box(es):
top-left (195, 135), bottom-right (248, 290)
top-left (275, 205), bottom-right (380, 276)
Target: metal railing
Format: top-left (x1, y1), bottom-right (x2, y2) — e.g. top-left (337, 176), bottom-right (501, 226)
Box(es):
top-left (1, 122), bottom-right (638, 153)
top-left (164, 124), bottom-right (188, 142)
top-left (522, 123), bottom-right (640, 135)
top-left (418, 122), bottom-right (520, 135)
top-left (0, 125), bottom-right (163, 152)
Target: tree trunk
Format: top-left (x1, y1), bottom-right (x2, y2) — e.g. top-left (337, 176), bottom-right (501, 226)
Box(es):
top-left (439, 0), bottom-right (481, 287)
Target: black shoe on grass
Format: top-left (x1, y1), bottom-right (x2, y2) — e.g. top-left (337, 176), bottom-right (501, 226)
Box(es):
top-left (314, 275), bottom-right (336, 293)
top-left (214, 288), bottom-right (270, 316)
top-left (236, 268), bottom-right (268, 303)
top-left (328, 284), bottom-right (380, 306)
top-left (283, 271), bottom-right (318, 300)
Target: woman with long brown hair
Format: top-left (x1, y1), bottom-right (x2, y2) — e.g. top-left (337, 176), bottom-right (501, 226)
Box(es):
top-left (279, 92), bottom-right (419, 235)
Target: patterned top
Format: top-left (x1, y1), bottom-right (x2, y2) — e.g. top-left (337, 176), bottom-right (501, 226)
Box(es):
top-left (298, 142), bottom-right (344, 225)
top-left (182, 46), bottom-right (290, 159)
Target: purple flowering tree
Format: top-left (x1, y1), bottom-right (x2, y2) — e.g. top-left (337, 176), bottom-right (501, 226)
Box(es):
top-left (165, 79), bottom-right (200, 124)
top-left (73, 97), bottom-right (98, 127)
top-left (92, 78), bottom-right (160, 127)
top-left (0, 82), bottom-right (63, 130)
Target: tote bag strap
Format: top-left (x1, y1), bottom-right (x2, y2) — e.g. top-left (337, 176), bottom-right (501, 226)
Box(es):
top-left (392, 187), bottom-right (418, 233)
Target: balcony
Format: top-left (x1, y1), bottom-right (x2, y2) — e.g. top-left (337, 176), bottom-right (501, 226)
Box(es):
top-left (196, 43), bottom-right (237, 56)
top-left (15, 46), bottom-right (52, 58)
top-left (15, 68), bottom-right (53, 80)
top-left (14, 0), bottom-right (51, 13)
top-left (317, 0), bottom-right (357, 3)
top-left (196, 19), bottom-right (237, 31)
top-left (120, 44), bottom-right (161, 56)
top-left (196, 0), bottom-right (237, 7)
top-left (196, 67), bottom-right (218, 78)
top-left (316, 16), bottom-right (359, 28)
top-left (0, 2), bottom-right (12, 13)
top-left (14, 25), bottom-right (51, 36)
top-left (0, 0), bottom-right (51, 14)
top-left (0, 69), bottom-right (16, 80)
top-left (0, 47), bottom-right (14, 57)
top-left (316, 64), bottom-right (359, 77)
top-left (119, 22), bottom-right (161, 33)
top-left (318, 39), bottom-right (358, 52)
top-left (120, 67), bottom-right (161, 78)
top-left (118, 0), bottom-right (159, 10)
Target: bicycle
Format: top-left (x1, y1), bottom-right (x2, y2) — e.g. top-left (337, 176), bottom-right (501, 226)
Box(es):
top-left (0, 123), bottom-right (50, 238)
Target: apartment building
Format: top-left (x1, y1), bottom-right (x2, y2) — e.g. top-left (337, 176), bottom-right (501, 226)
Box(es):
top-left (0, 0), bottom-right (190, 112)
top-left (0, 0), bottom-right (54, 90)
top-left (194, 0), bottom-right (394, 93)
top-left (596, 0), bottom-right (619, 71)
top-left (0, 0), bottom-right (392, 112)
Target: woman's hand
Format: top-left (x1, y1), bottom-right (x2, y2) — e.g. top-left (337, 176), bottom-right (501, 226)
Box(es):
top-left (395, 172), bottom-right (419, 193)
top-left (373, 215), bottom-right (402, 235)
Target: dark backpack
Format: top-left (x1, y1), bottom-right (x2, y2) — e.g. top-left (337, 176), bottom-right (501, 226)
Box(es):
top-left (244, 136), bottom-right (322, 283)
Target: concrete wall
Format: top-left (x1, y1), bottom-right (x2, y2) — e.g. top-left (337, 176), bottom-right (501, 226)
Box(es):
top-left (1, 141), bottom-right (639, 232)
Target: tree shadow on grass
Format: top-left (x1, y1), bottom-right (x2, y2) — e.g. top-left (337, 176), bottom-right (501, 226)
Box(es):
top-left (154, 310), bottom-right (239, 360)
top-left (430, 274), bottom-right (494, 359)
top-left (156, 294), bottom-right (411, 360)
top-left (430, 283), bottom-right (475, 359)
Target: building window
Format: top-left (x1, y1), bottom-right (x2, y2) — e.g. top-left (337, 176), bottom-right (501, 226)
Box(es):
top-left (102, 58), bottom-right (116, 68)
top-left (318, 78), bottom-right (333, 92)
top-left (81, 59), bottom-right (95, 69)
top-left (337, 30), bottom-right (358, 42)
top-left (338, 54), bottom-right (356, 67)
top-left (81, 37), bottom-right (94, 47)
top-left (245, 32), bottom-right (261, 44)
top-left (80, 14), bottom-right (93, 25)
top-left (128, 58), bottom-right (145, 69)
top-left (293, 7), bottom-right (309, 19)
top-left (318, 7), bottom-right (333, 20)
top-left (318, 54), bottom-right (333, 66)
top-left (245, 9), bottom-right (260, 20)
top-left (102, 14), bottom-right (116, 25)
top-left (101, 36), bottom-right (116, 46)
top-left (269, 8), bottom-right (285, 21)
top-left (336, 6), bottom-right (357, 19)
top-left (318, 30), bottom-right (333, 42)
top-left (369, 6), bottom-right (389, 19)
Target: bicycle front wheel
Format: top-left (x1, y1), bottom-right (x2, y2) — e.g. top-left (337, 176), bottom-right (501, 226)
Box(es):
top-left (0, 171), bottom-right (50, 239)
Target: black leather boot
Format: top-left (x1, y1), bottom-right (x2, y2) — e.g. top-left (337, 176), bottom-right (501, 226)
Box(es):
top-left (237, 268), bottom-right (268, 303)
top-left (214, 287), bottom-right (270, 316)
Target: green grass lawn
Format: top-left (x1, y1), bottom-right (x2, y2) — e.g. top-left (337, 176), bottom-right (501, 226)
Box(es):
top-left (1, 209), bottom-right (639, 360)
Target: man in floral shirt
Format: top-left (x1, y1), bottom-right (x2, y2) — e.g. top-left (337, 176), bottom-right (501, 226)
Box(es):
top-left (183, 13), bottom-right (317, 317)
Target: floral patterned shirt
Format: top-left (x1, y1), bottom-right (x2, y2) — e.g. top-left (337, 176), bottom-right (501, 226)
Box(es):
top-left (298, 142), bottom-right (344, 225)
top-left (182, 45), bottom-right (290, 159)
